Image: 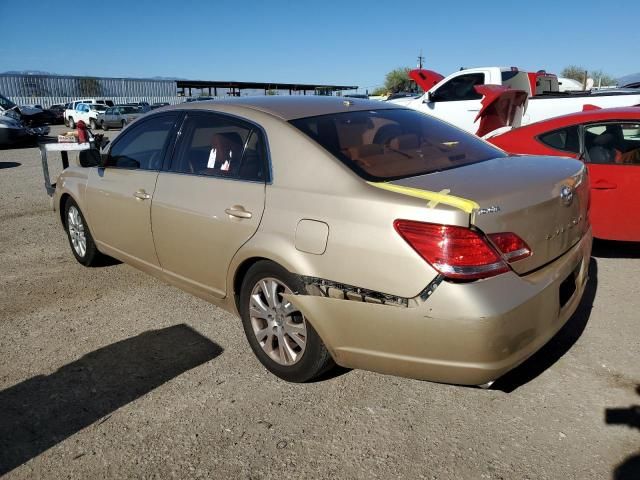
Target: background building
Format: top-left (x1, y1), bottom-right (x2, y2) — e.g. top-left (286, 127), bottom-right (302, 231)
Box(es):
top-left (0, 73), bottom-right (358, 107)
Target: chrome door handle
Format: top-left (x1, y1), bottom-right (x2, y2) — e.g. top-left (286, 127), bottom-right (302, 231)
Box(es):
top-left (133, 190), bottom-right (151, 200)
top-left (225, 207), bottom-right (252, 219)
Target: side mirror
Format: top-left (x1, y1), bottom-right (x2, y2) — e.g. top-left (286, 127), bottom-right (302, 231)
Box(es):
top-left (78, 148), bottom-right (103, 168)
top-left (426, 91), bottom-right (436, 102)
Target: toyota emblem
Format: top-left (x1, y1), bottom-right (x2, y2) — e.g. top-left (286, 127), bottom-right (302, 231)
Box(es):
top-left (560, 185), bottom-right (574, 206)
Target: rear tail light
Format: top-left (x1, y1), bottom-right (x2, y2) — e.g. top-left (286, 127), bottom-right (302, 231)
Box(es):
top-left (394, 220), bottom-right (508, 280)
top-left (394, 220), bottom-right (532, 281)
top-left (487, 232), bottom-right (532, 263)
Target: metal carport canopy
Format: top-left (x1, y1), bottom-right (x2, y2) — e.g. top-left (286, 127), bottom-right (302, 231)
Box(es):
top-left (176, 79), bottom-right (358, 94)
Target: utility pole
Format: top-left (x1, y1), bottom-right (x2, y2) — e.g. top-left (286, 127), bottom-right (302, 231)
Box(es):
top-left (417, 50), bottom-right (424, 69)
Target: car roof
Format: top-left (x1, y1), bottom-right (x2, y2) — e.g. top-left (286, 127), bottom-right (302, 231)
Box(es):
top-left (167, 96), bottom-right (400, 121)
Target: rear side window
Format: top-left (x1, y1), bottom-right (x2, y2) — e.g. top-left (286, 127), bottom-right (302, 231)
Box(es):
top-left (584, 122), bottom-right (640, 165)
top-left (107, 114), bottom-right (179, 170)
top-left (537, 126), bottom-right (580, 153)
top-left (170, 112), bottom-right (267, 181)
top-left (290, 109), bottom-right (505, 181)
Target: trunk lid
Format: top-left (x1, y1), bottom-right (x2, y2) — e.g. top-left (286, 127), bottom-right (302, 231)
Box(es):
top-left (473, 85), bottom-right (528, 137)
top-left (392, 156), bottom-right (589, 274)
top-left (409, 69), bottom-right (445, 92)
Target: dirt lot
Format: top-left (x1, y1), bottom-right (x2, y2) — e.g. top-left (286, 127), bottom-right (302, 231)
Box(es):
top-left (0, 125), bottom-right (638, 479)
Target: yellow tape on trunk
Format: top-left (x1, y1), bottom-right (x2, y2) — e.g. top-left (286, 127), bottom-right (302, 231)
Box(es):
top-left (367, 182), bottom-right (479, 214)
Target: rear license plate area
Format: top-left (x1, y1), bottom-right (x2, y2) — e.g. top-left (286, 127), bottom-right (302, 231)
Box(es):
top-left (559, 262), bottom-right (580, 309)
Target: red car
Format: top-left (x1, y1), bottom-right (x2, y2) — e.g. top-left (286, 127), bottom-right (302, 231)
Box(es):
top-left (488, 107), bottom-right (640, 241)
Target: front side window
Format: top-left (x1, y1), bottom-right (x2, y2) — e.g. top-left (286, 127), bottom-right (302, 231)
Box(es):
top-left (432, 73), bottom-right (485, 102)
top-left (537, 126), bottom-right (580, 154)
top-left (170, 113), bottom-right (267, 181)
top-left (290, 108), bottom-right (505, 181)
top-left (107, 114), bottom-right (179, 170)
top-left (584, 122), bottom-right (640, 165)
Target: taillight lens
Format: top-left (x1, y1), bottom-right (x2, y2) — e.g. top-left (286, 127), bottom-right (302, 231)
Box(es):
top-left (394, 220), bottom-right (509, 280)
top-left (487, 232), bottom-right (532, 263)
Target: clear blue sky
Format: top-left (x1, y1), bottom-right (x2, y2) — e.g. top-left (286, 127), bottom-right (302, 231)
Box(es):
top-left (1, 0), bottom-right (638, 92)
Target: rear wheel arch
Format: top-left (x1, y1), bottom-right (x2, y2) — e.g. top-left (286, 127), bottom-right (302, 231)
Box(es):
top-left (233, 256), bottom-right (269, 311)
top-left (59, 193), bottom-right (72, 226)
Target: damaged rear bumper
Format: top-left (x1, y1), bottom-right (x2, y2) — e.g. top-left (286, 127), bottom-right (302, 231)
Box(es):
top-left (286, 228), bottom-right (592, 386)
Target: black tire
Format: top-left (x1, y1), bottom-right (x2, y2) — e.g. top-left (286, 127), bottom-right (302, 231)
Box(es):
top-left (239, 260), bottom-right (335, 382)
top-left (68, 117), bottom-right (75, 128)
top-left (90, 118), bottom-right (98, 130)
top-left (63, 198), bottom-right (103, 267)
top-left (121, 120), bottom-right (126, 129)
top-left (64, 118), bottom-right (69, 127)
top-left (102, 121), bottom-right (109, 131)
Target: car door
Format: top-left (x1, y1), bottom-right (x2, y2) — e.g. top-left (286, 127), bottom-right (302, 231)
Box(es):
top-left (582, 121), bottom-right (640, 241)
top-left (417, 71), bottom-right (489, 133)
top-left (84, 112), bottom-right (182, 271)
top-left (151, 111), bottom-right (268, 299)
top-left (103, 107), bottom-right (112, 127)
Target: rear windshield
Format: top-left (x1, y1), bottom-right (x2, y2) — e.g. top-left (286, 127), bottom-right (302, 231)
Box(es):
top-left (290, 109), bottom-right (505, 181)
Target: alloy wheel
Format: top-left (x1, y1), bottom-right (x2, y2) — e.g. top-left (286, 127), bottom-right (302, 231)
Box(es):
top-left (67, 206), bottom-right (87, 258)
top-left (249, 277), bottom-right (307, 366)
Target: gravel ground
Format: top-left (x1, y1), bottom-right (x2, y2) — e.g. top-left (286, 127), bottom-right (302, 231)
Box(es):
top-left (0, 125), bottom-right (638, 479)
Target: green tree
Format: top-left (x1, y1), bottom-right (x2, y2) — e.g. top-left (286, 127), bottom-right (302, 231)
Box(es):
top-left (590, 69), bottom-right (616, 87)
top-left (561, 65), bottom-right (587, 82)
top-left (561, 66), bottom-right (616, 87)
top-left (371, 86), bottom-right (387, 96)
top-left (384, 67), bottom-right (414, 93)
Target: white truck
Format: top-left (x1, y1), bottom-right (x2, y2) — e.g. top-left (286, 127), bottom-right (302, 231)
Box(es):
top-left (64, 101), bottom-right (108, 129)
top-left (390, 67), bottom-right (640, 134)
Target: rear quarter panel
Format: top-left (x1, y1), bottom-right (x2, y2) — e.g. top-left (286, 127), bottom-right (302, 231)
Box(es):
top-left (226, 112), bottom-right (469, 301)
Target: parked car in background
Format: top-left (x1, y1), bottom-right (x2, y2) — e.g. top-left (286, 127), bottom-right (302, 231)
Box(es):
top-left (46, 104), bottom-right (66, 124)
top-left (150, 102), bottom-right (170, 110)
top-left (19, 105), bottom-right (57, 125)
top-left (488, 107), bottom-right (640, 241)
top-left (100, 105), bottom-right (144, 130)
top-left (0, 113), bottom-right (49, 148)
top-left (185, 96), bottom-right (215, 102)
top-left (49, 97), bottom-right (591, 387)
top-left (64, 103), bottom-right (108, 129)
top-left (390, 66), bottom-right (640, 134)
top-left (0, 94), bottom-right (54, 126)
top-left (64, 100), bottom-right (112, 127)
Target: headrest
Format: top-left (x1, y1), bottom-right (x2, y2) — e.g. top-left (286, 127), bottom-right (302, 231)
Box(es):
top-left (593, 133), bottom-right (615, 147)
top-left (389, 134), bottom-right (419, 150)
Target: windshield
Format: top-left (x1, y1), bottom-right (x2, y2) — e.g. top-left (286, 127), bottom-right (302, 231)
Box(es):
top-left (120, 106), bottom-right (138, 114)
top-left (0, 94), bottom-right (17, 110)
top-left (290, 109), bottom-right (506, 181)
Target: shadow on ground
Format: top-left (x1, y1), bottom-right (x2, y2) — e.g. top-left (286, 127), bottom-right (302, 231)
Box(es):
top-left (493, 258), bottom-right (598, 392)
top-left (608, 385), bottom-right (640, 480)
top-left (0, 162), bottom-right (21, 169)
top-left (0, 324), bottom-right (222, 475)
top-left (592, 239), bottom-right (640, 259)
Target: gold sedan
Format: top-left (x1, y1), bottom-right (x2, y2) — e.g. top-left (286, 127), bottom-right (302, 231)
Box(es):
top-left (52, 97), bottom-right (592, 386)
